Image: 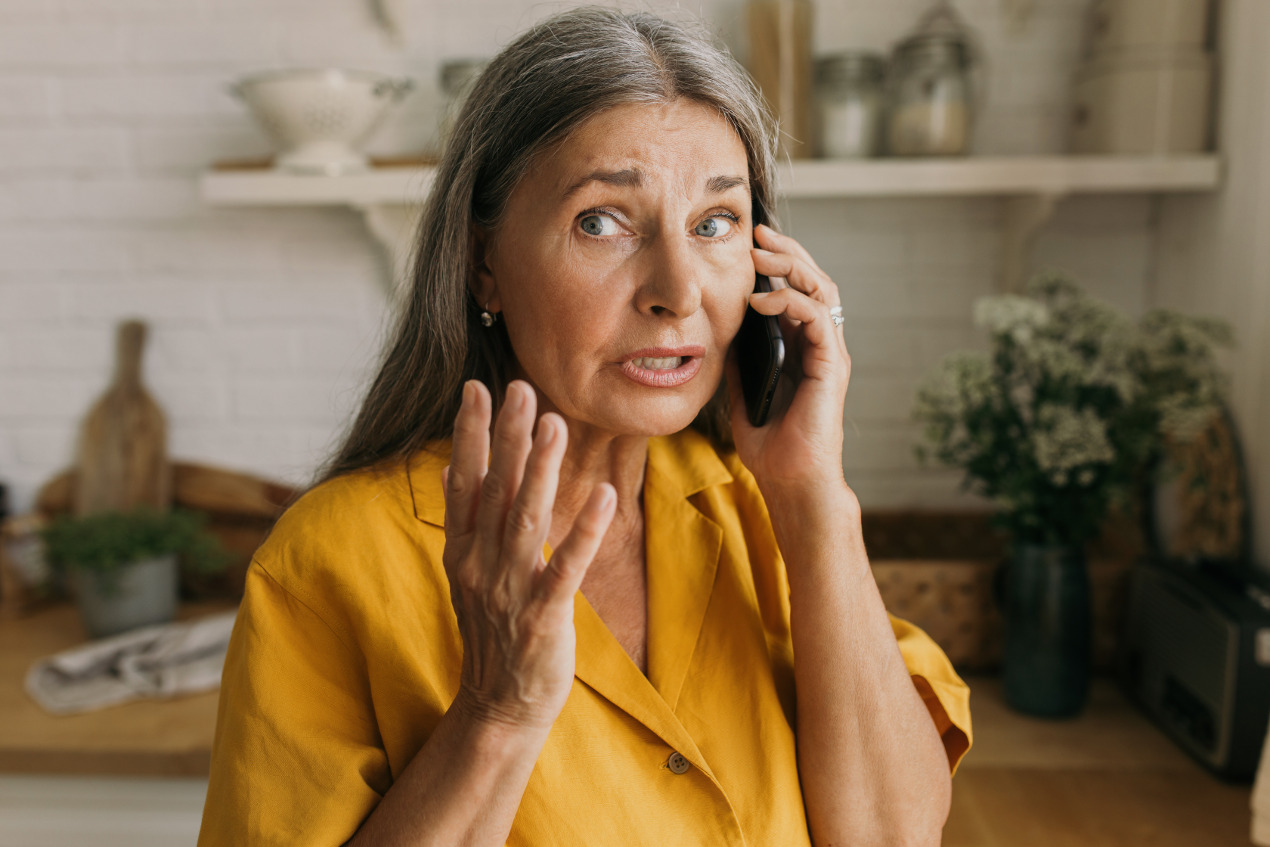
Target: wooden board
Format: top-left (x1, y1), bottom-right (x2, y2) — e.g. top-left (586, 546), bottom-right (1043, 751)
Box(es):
top-left (73, 321), bottom-right (170, 516)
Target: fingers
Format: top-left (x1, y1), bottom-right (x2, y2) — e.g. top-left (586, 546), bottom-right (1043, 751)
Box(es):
top-left (750, 287), bottom-right (845, 355)
top-left (539, 483), bottom-right (616, 603)
top-left (501, 412), bottom-right (567, 577)
top-left (755, 223), bottom-right (828, 277)
top-left (751, 245), bottom-right (839, 309)
top-left (445, 380), bottom-right (492, 543)
top-left (475, 381), bottom-right (537, 548)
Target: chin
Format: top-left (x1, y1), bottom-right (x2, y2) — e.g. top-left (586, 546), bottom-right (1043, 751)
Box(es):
top-left (606, 387), bottom-right (717, 438)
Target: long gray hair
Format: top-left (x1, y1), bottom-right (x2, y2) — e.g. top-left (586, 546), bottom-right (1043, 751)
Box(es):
top-left (317, 7), bottom-right (779, 483)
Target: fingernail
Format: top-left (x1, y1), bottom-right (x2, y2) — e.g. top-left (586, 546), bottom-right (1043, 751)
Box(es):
top-left (752, 248), bottom-right (774, 257)
top-left (539, 417), bottom-right (555, 445)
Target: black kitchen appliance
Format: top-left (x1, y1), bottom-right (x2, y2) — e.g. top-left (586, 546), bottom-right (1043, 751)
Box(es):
top-left (1118, 557), bottom-right (1270, 781)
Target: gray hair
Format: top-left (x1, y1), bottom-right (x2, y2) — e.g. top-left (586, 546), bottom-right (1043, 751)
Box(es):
top-left (319, 6), bottom-right (779, 481)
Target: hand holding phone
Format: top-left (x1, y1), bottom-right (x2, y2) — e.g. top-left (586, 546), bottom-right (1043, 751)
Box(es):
top-left (735, 273), bottom-right (785, 427)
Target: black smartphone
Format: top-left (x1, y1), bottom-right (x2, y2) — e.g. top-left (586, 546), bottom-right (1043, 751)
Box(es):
top-left (735, 273), bottom-right (785, 427)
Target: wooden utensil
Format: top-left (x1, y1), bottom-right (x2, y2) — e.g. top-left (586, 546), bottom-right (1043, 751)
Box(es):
top-left (170, 462), bottom-right (297, 519)
top-left (40, 462), bottom-right (297, 521)
top-left (73, 320), bottom-right (171, 516)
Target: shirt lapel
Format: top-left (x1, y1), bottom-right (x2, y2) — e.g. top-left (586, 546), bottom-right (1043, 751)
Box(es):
top-left (644, 466), bottom-right (724, 712)
top-left (570, 592), bottom-right (711, 771)
top-left (410, 433), bottom-right (735, 772)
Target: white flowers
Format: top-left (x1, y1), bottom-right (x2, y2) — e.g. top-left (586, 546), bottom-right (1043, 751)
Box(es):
top-left (973, 295), bottom-right (1049, 344)
top-left (1030, 404), bottom-right (1115, 486)
top-left (913, 272), bottom-right (1233, 546)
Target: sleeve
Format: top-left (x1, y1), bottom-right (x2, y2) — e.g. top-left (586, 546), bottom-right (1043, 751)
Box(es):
top-left (889, 614), bottom-right (973, 775)
top-left (198, 561), bottom-right (390, 847)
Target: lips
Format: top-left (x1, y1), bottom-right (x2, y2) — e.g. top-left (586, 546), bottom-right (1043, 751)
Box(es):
top-left (620, 345), bottom-right (705, 388)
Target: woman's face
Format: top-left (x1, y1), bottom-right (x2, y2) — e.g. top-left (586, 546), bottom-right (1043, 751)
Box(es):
top-left (478, 99), bottom-right (755, 439)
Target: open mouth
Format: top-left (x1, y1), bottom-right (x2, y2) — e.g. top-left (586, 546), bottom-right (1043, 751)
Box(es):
top-left (620, 349), bottom-right (703, 388)
top-left (629, 355), bottom-right (685, 371)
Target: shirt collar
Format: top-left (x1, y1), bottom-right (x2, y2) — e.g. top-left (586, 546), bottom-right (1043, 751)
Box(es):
top-left (407, 429), bottom-right (733, 527)
top-left (644, 428), bottom-right (734, 501)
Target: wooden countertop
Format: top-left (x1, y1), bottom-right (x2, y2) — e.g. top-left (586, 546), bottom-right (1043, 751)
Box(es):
top-left (947, 677), bottom-right (1255, 847)
top-left (0, 603), bottom-right (1257, 845)
top-left (0, 600), bottom-right (235, 777)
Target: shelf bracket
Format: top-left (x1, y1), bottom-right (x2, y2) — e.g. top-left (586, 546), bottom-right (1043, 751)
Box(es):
top-left (998, 192), bottom-right (1062, 293)
top-left (354, 202), bottom-right (423, 300)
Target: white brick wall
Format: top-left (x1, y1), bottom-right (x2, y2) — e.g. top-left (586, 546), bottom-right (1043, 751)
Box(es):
top-left (0, 0), bottom-right (1160, 515)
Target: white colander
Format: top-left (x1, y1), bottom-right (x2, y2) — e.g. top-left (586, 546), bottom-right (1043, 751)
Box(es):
top-left (231, 68), bottom-right (414, 175)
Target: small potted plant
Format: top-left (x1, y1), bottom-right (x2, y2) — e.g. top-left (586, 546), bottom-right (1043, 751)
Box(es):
top-left (41, 507), bottom-right (229, 638)
top-left (913, 273), bottom-right (1232, 716)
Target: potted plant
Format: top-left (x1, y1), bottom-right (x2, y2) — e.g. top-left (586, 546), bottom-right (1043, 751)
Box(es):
top-left (913, 273), bottom-right (1232, 716)
top-left (41, 507), bottom-right (229, 638)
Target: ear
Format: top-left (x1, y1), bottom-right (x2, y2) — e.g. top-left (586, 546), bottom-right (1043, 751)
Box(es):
top-left (469, 224), bottom-right (502, 314)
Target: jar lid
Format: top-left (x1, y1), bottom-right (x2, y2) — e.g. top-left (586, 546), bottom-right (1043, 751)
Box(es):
top-left (816, 52), bottom-right (887, 86)
top-left (893, 1), bottom-right (979, 67)
top-left (894, 35), bottom-right (971, 65)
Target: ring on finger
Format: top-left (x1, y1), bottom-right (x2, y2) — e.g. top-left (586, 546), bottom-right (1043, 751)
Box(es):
top-left (829, 305), bottom-right (844, 328)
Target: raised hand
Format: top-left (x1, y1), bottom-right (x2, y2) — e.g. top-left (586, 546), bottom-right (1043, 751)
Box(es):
top-left (442, 379), bottom-right (616, 731)
top-left (728, 224), bottom-right (852, 495)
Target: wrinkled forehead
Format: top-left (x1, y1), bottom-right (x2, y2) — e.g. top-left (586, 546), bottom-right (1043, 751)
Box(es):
top-left (534, 99), bottom-right (752, 200)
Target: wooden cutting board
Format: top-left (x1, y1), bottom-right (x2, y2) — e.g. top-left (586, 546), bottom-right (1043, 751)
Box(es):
top-left (73, 320), bottom-right (171, 516)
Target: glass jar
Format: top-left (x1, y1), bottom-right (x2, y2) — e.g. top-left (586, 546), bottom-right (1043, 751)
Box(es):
top-left (885, 2), bottom-right (979, 157)
top-left (886, 34), bottom-right (973, 156)
top-left (437, 58), bottom-right (487, 155)
top-left (815, 52), bottom-right (886, 158)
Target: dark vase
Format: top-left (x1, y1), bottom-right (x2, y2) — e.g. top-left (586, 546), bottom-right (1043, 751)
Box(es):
top-left (999, 542), bottom-right (1092, 717)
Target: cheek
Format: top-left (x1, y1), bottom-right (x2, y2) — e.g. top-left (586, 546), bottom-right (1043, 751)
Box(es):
top-left (712, 249), bottom-right (757, 336)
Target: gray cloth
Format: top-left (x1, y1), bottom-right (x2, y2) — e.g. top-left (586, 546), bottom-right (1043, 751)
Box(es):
top-left (25, 609), bottom-right (238, 715)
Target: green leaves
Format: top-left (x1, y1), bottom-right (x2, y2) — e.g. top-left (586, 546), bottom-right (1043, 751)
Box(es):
top-left (912, 273), bottom-right (1233, 546)
top-left (41, 507), bottom-right (230, 578)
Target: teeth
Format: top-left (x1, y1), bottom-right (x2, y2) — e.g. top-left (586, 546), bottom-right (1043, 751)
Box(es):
top-left (631, 356), bottom-right (683, 370)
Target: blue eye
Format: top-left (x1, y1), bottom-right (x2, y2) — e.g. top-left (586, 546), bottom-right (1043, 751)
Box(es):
top-left (695, 216), bottom-right (734, 238)
top-left (579, 213), bottom-right (619, 237)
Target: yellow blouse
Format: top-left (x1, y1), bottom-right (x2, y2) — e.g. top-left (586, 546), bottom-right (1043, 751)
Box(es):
top-left (198, 429), bottom-right (971, 846)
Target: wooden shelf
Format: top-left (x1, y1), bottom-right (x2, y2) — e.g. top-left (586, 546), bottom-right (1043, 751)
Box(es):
top-left (200, 155), bottom-right (1221, 206)
top-left (779, 155), bottom-right (1221, 198)
top-left (202, 165), bottom-right (437, 207)
top-left (198, 155), bottom-right (1223, 297)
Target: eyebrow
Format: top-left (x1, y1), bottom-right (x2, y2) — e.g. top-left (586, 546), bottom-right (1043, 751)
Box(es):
top-left (705, 174), bottom-right (749, 194)
top-left (561, 169), bottom-right (750, 199)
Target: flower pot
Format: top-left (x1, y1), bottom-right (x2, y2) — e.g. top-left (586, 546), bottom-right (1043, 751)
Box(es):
top-left (999, 543), bottom-right (1092, 717)
top-left (72, 553), bottom-right (179, 639)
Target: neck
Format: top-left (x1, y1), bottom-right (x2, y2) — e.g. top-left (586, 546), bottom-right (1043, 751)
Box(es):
top-left (550, 422), bottom-right (648, 551)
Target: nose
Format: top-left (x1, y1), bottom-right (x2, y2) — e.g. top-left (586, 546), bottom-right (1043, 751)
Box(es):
top-left (634, 233), bottom-right (704, 319)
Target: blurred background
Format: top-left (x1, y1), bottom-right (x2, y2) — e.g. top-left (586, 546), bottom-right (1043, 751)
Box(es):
top-left (1, 0), bottom-right (1268, 844)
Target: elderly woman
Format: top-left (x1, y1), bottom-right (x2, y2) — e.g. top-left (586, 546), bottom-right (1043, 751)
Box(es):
top-left (199, 8), bottom-right (971, 846)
